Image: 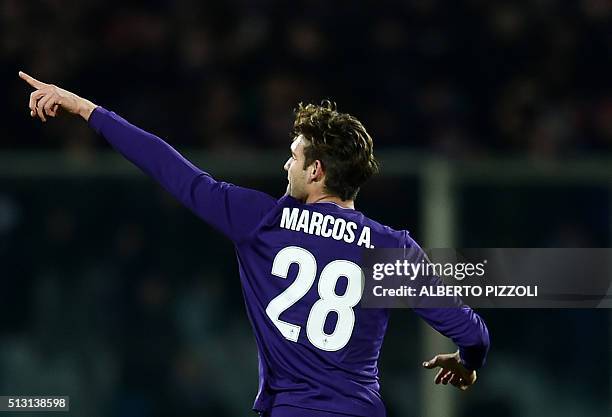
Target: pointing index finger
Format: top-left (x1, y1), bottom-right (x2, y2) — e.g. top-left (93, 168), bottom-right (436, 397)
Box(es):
top-left (19, 71), bottom-right (46, 89)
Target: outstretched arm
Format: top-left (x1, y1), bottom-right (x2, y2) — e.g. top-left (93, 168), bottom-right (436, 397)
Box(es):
top-left (19, 71), bottom-right (276, 242)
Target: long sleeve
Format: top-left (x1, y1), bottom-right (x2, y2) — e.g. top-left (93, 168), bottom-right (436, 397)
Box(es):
top-left (403, 232), bottom-right (490, 370)
top-left (414, 305), bottom-right (490, 370)
top-left (88, 106), bottom-right (276, 243)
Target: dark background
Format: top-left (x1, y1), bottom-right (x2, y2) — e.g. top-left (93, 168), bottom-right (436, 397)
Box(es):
top-left (2, 0), bottom-right (610, 154)
top-left (0, 1), bottom-right (610, 416)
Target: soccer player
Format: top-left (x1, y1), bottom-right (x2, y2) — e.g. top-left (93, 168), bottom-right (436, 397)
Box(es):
top-left (19, 71), bottom-right (489, 417)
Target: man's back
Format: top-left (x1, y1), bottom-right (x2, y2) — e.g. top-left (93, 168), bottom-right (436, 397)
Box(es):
top-left (237, 195), bottom-right (408, 416)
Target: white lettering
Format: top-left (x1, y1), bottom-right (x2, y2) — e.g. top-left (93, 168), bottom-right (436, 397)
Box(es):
top-left (280, 208), bottom-right (300, 230)
top-left (296, 209), bottom-right (310, 233)
top-left (344, 222), bottom-right (356, 243)
top-left (331, 218), bottom-right (346, 240)
top-left (309, 212), bottom-right (324, 236)
top-left (321, 215), bottom-right (334, 238)
top-left (279, 208), bottom-right (374, 249)
top-left (357, 226), bottom-right (371, 247)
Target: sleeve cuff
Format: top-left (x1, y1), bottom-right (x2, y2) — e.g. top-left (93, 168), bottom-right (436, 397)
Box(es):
top-left (87, 106), bottom-right (110, 134)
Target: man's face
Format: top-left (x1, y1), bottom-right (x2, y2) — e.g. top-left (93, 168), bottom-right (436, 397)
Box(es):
top-left (284, 135), bottom-right (310, 201)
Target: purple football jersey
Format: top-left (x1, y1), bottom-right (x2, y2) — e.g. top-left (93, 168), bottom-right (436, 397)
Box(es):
top-left (89, 107), bottom-right (490, 417)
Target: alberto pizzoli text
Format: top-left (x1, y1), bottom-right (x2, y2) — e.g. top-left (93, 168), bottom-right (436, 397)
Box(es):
top-left (373, 285), bottom-right (538, 298)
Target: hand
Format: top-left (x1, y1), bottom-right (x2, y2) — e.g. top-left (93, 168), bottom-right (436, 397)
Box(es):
top-left (422, 351), bottom-right (477, 391)
top-left (19, 71), bottom-right (97, 122)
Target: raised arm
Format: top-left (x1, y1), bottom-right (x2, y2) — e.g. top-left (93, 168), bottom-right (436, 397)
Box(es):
top-left (19, 71), bottom-right (276, 242)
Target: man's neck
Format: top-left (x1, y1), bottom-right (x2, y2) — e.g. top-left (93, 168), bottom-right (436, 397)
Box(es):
top-left (306, 194), bottom-right (355, 209)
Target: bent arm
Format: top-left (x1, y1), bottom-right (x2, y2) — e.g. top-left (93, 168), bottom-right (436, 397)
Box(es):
top-left (403, 233), bottom-right (490, 370)
top-left (414, 306), bottom-right (490, 370)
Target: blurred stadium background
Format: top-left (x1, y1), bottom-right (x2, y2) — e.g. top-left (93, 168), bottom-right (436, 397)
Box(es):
top-left (0, 0), bottom-right (610, 416)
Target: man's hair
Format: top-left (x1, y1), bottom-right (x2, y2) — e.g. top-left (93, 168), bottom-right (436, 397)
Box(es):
top-left (292, 100), bottom-right (379, 201)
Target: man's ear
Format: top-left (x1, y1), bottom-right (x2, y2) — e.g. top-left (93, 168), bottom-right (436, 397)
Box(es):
top-left (309, 160), bottom-right (325, 183)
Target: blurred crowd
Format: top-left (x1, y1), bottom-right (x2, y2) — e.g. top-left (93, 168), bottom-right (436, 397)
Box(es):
top-left (2, 0), bottom-right (611, 157)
